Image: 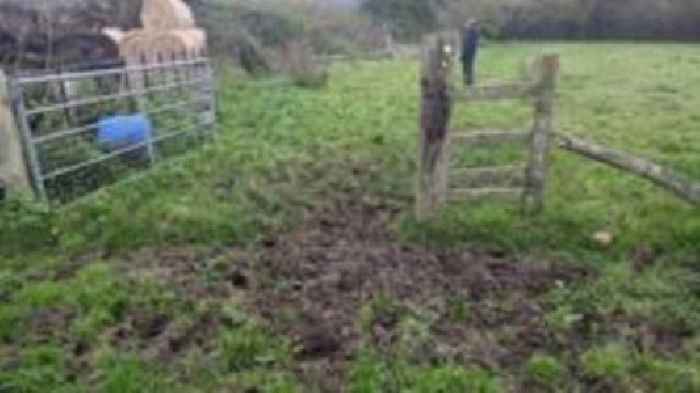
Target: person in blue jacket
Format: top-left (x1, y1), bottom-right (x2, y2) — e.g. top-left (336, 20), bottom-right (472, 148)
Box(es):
top-left (461, 19), bottom-right (481, 87)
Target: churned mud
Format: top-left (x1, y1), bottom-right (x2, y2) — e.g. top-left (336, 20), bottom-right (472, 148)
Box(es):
top-left (43, 180), bottom-right (689, 393)
top-left (236, 191), bottom-right (591, 389)
top-left (103, 188), bottom-right (589, 390)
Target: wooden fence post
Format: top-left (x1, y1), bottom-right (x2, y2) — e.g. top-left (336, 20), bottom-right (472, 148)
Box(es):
top-left (171, 52), bottom-right (182, 85)
top-left (416, 34), bottom-right (454, 220)
top-left (140, 52), bottom-right (152, 90)
top-left (524, 54), bottom-right (559, 214)
top-left (134, 53), bottom-right (156, 164)
top-left (0, 70), bottom-right (32, 196)
top-left (383, 23), bottom-right (397, 59)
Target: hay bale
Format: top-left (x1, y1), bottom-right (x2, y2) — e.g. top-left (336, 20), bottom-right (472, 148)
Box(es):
top-left (120, 29), bottom-right (206, 61)
top-left (118, 29), bottom-right (208, 89)
top-left (141, 0), bottom-right (195, 31)
top-left (166, 29), bottom-right (207, 57)
top-left (145, 33), bottom-right (188, 59)
top-left (118, 30), bottom-right (154, 90)
top-left (120, 29), bottom-right (151, 63)
top-left (102, 27), bottom-right (126, 45)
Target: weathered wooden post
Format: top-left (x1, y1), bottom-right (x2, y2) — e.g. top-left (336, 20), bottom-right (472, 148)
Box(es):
top-left (140, 52), bottom-right (152, 90)
top-left (416, 34), bottom-right (454, 220)
top-left (523, 54), bottom-right (559, 214)
top-left (181, 49), bottom-right (193, 82)
top-left (0, 70), bottom-right (32, 196)
top-left (170, 52), bottom-right (183, 84)
top-left (133, 53), bottom-right (156, 164)
top-left (156, 52), bottom-right (167, 84)
top-left (382, 23), bottom-right (397, 59)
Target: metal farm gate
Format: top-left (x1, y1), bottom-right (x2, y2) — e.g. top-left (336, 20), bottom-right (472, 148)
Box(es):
top-left (6, 57), bottom-right (216, 203)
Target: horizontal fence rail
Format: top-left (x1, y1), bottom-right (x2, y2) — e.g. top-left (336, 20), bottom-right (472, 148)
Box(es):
top-left (450, 165), bottom-right (527, 188)
top-left (14, 58), bottom-right (209, 85)
top-left (451, 129), bottom-right (531, 146)
top-left (41, 126), bottom-right (201, 181)
top-left (454, 83), bottom-right (534, 102)
top-left (556, 132), bottom-right (700, 204)
top-left (24, 77), bottom-right (210, 116)
top-left (31, 98), bottom-right (207, 144)
top-left (448, 187), bottom-right (524, 201)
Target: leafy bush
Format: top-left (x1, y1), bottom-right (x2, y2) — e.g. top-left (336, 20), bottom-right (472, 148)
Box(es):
top-left (189, 0), bottom-right (388, 75)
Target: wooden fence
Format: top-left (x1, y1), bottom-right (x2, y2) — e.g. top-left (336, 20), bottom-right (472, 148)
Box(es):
top-left (417, 33), bottom-right (700, 219)
top-left (417, 33), bottom-right (558, 219)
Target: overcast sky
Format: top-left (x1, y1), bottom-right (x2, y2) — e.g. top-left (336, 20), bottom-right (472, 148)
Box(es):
top-left (325, 0), bottom-right (359, 8)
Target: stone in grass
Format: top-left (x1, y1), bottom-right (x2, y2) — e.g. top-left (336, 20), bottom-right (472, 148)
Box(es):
top-left (592, 230), bottom-right (614, 247)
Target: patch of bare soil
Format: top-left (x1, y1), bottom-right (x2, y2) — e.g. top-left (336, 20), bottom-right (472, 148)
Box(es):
top-left (240, 192), bottom-right (592, 389)
top-left (112, 247), bottom-right (231, 363)
top-left (109, 187), bottom-right (691, 391)
top-left (109, 189), bottom-right (593, 390)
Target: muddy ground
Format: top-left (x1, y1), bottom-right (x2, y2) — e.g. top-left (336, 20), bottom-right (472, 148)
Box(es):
top-left (118, 189), bottom-right (602, 391)
top-left (13, 184), bottom-right (685, 392)
top-left (243, 193), bottom-right (593, 390)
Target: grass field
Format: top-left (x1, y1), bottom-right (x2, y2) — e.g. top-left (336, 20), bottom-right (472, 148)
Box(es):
top-left (1, 43), bottom-right (700, 392)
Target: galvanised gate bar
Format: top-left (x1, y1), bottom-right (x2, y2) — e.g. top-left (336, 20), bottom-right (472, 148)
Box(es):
top-left (3, 56), bottom-right (216, 203)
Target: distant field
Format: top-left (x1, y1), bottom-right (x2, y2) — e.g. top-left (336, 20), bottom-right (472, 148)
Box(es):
top-left (1, 44), bottom-right (699, 392)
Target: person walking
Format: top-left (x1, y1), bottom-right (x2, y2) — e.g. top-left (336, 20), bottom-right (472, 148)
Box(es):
top-left (461, 19), bottom-right (481, 87)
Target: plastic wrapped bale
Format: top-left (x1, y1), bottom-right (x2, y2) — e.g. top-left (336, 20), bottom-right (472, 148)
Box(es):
top-left (123, 29), bottom-right (207, 59)
top-left (169, 29), bottom-right (207, 57)
top-left (97, 114), bottom-right (154, 163)
top-left (120, 30), bottom-right (174, 89)
top-left (119, 29), bottom-right (208, 88)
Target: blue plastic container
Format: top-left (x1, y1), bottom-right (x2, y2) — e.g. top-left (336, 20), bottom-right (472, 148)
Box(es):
top-left (97, 114), bottom-right (153, 151)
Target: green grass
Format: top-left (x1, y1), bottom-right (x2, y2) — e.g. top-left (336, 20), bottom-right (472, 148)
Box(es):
top-left (526, 354), bottom-right (566, 386)
top-left (1, 43), bottom-right (700, 391)
top-left (349, 351), bottom-right (502, 393)
top-left (4, 43), bottom-right (700, 258)
top-left (411, 44), bottom-right (700, 255)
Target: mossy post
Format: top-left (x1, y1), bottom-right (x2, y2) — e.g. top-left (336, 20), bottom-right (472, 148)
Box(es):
top-left (524, 54), bottom-right (559, 214)
top-left (417, 34), bottom-right (454, 220)
top-left (0, 70), bottom-right (32, 196)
